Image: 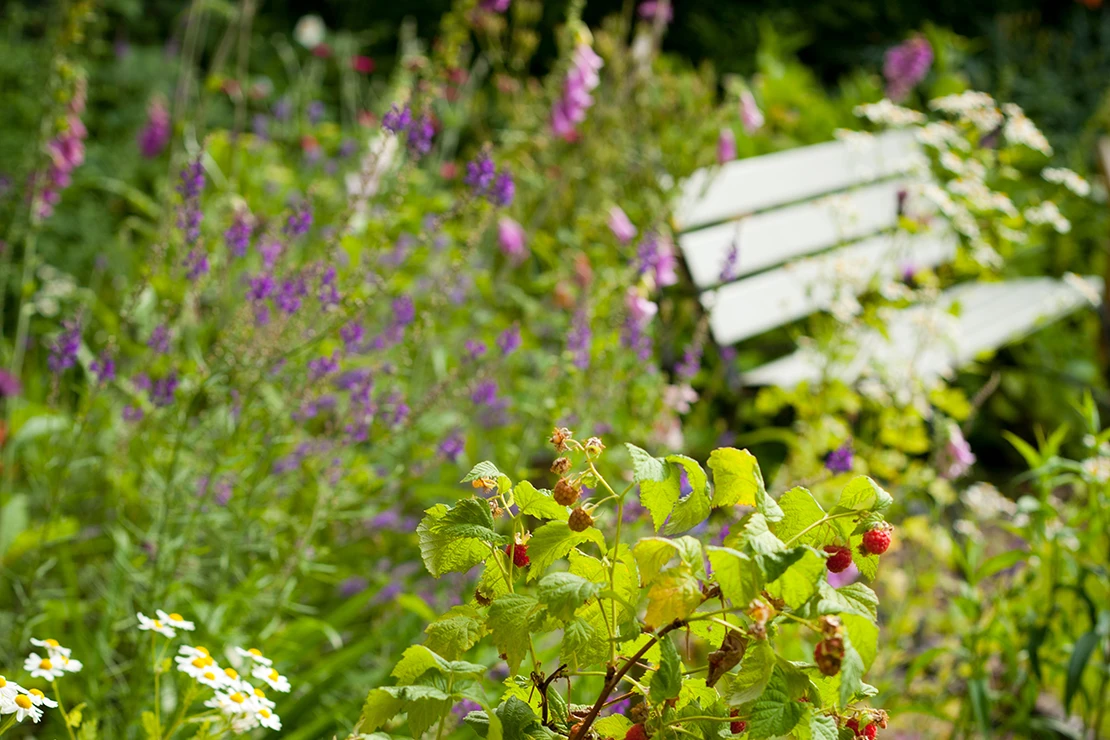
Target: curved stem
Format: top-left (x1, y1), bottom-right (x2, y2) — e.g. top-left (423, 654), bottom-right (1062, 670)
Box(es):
top-left (51, 679), bottom-right (78, 740)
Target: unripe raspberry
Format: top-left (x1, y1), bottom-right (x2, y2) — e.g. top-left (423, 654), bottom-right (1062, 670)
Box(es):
top-left (551, 457), bottom-right (572, 475)
top-left (585, 436), bottom-right (605, 455)
top-left (824, 545), bottom-right (853, 573)
top-left (814, 636), bottom-right (845, 677)
top-left (568, 506), bottom-right (594, 532)
top-left (624, 724), bottom-right (648, 740)
top-left (554, 478), bottom-right (581, 506)
top-left (730, 709), bottom-right (747, 734)
top-left (505, 542), bottom-right (530, 568)
top-left (550, 426), bottom-right (573, 452)
top-left (861, 525), bottom-right (892, 555)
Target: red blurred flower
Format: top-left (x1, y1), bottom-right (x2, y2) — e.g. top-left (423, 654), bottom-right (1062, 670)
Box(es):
top-left (312, 43), bottom-right (331, 58)
top-left (351, 55), bottom-right (375, 74)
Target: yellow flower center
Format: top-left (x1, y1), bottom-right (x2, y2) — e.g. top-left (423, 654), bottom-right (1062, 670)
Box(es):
top-left (229, 692), bottom-right (245, 704)
top-left (39, 659), bottom-right (52, 670)
top-left (203, 671), bottom-right (216, 681)
top-left (153, 620), bottom-right (163, 628)
top-left (191, 658), bottom-right (207, 669)
top-left (248, 648), bottom-right (263, 657)
top-left (0, 677), bottom-right (6, 687)
top-left (260, 709), bottom-right (271, 718)
top-left (195, 646), bottom-right (210, 656)
top-left (268, 669), bottom-right (279, 680)
top-left (169, 613), bottom-right (184, 621)
top-left (224, 668), bottom-right (238, 679)
top-left (253, 688), bottom-right (266, 698)
top-left (15, 695), bottom-right (31, 709)
top-left (45, 639), bottom-right (60, 648)
top-left (29, 689), bottom-right (44, 699)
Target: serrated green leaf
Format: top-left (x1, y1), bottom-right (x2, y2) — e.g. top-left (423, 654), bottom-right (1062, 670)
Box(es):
top-left (639, 464), bottom-right (682, 531)
top-left (723, 640), bottom-right (775, 704)
top-left (561, 616), bottom-right (605, 667)
top-left (835, 477), bottom-right (891, 513)
top-left (708, 447), bottom-right (762, 508)
top-left (537, 572), bottom-right (602, 621)
top-left (650, 634), bottom-right (682, 702)
top-left (775, 488), bottom-right (828, 547)
top-left (766, 546), bottom-right (825, 608)
top-left (462, 461), bottom-right (505, 483)
top-left (527, 521), bottom-right (606, 578)
top-left (807, 712), bottom-right (839, 740)
top-left (425, 608), bottom-right (486, 660)
top-left (488, 595), bottom-right (543, 673)
top-left (748, 666), bottom-right (805, 739)
top-left (842, 614), bottom-right (878, 671)
top-left (634, 536), bottom-right (705, 585)
top-left (707, 546), bottom-right (760, 607)
top-left (742, 513), bottom-right (786, 557)
top-left (496, 697), bottom-right (538, 739)
top-left (594, 715), bottom-right (634, 737)
top-left (837, 637), bottom-right (865, 708)
top-left (644, 569), bottom-right (703, 628)
top-left (392, 645), bottom-right (447, 684)
top-left (627, 443), bottom-right (668, 482)
top-left (813, 581), bottom-right (878, 620)
top-left (419, 503), bottom-right (495, 578)
top-left (514, 481), bottom-right (569, 521)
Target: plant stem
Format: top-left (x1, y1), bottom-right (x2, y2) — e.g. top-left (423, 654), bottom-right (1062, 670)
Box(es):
top-left (52, 679), bottom-right (78, 740)
top-left (152, 632), bottom-right (163, 737)
top-left (163, 679), bottom-right (199, 740)
top-left (782, 511), bottom-right (859, 547)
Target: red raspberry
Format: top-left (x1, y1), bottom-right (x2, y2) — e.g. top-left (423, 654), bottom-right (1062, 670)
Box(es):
top-left (730, 709), bottom-right (747, 734)
top-left (845, 718), bottom-right (860, 734)
top-left (862, 724), bottom-right (878, 740)
top-left (861, 526), bottom-right (891, 555)
top-left (505, 542), bottom-right (530, 568)
top-left (824, 545), bottom-right (853, 573)
top-left (624, 723), bottom-right (648, 740)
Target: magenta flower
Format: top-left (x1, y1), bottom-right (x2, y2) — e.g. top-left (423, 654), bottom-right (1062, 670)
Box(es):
top-left (717, 127), bottom-right (737, 164)
top-left (497, 217), bottom-right (527, 261)
top-left (137, 97), bottom-right (170, 158)
top-left (883, 35), bottom-right (933, 102)
top-left (551, 42), bottom-right (603, 140)
top-left (637, 1), bottom-right (673, 23)
top-left (740, 90), bottom-right (764, 134)
top-left (825, 443), bottom-right (854, 474)
top-left (636, 233), bottom-right (678, 288)
top-left (0, 369), bottom-right (22, 397)
top-left (608, 206), bottom-right (637, 244)
top-left (939, 423), bottom-right (976, 479)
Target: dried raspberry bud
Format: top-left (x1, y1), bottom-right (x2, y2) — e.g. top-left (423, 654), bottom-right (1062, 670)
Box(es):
top-left (747, 598), bottom-right (773, 627)
top-left (861, 524), bottom-right (893, 555)
top-left (818, 615), bottom-right (843, 638)
top-left (505, 542), bottom-right (530, 568)
top-left (551, 456), bottom-right (573, 475)
top-left (550, 426), bottom-right (573, 452)
top-left (873, 710), bottom-right (889, 729)
top-left (475, 589), bottom-right (492, 606)
top-left (553, 478), bottom-right (581, 506)
top-left (628, 702), bottom-right (649, 723)
top-left (472, 477), bottom-right (496, 490)
top-left (824, 544), bottom-right (853, 573)
top-left (568, 507), bottom-right (594, 532)
top-left (584, 436), bottom-right (605, 455)
top-left (814, 636), bottom-right (845, 677)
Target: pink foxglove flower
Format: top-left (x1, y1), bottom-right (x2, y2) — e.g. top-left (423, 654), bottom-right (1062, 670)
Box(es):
top-left (883, 35), bottom-right (933, 102)
top-left (717, 127), bottom-right (737, 164)
top-left (740, 89), bottom-right (764, 134)
top-left (137, 97), bottom-right (170, 158)
top-left (551, 42), bottom-right (603, 140)
top-left (607, 206), bottom-right (637, 244)
top-left (497, 217), bottom-right (527, 261)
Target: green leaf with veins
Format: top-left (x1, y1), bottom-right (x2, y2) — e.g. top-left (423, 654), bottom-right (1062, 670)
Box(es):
top-left (526, 521), bottom-right (606, 578)
top-left (514, 480), bottom-right (569, 521)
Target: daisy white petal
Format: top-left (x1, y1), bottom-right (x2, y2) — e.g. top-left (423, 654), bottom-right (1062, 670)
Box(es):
top-left (23, 654), bottom-right (63, 682)
top-left (11, 693), bottom-right (43, 723)
top-left (251, 665), bottom-right (291, 693)
top-left (29, 639), bottom-right (71, 658)
top-left (22, 688), bottom-right (57, 708)
top-left (136, 613), bottom-right (177, 639)
top-left (234, 647), bottom-right (273, 666)
top-left (156, 610), bottom-right (196, 632)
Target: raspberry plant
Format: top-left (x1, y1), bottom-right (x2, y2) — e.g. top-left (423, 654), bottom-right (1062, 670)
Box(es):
top-left (352, 428), bottom-right (894, 739)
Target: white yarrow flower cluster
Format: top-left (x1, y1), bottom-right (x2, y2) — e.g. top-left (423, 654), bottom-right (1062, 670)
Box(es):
top-left (1002, 103), bottom-right (1052, 156)
top-left (854, 99), bottom-right (926, 126)
top-left (1042, 167), bottom-right (1091, 197)
top-left (1025, 201), bottom-right (1071, 234)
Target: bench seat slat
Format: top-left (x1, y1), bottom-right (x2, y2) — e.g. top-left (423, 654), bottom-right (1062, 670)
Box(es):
top-left (741, 276), bottom-right (1103, 387)
top-left (674, 129), bottom-right (921, 232)
top-left (679, 178), bottom-right (915, 289)
top-left (705, 229), bottom-right (957, 345)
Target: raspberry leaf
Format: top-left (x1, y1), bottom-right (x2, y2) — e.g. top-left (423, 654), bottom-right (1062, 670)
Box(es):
top-left (775, 487), bottom-right (829, 547)
top-left (634, 536), bottom-right (705, 584)
top-left (747, 666), bottom-right (806, 739)
top-left (644, 569), bottom-right (703, 627)
top-left (418, 503), bottom-right (497, 577)
top-left (721, 640), bottom-right (775, 705)
top-left (765, 546), bottom-right (825, 608)
top-left (650, 633), bottom-right (682, 702)
top-left (487, 594), bottom-right (544, 673)
top-left (526, 521), bottom-right (606, 578)
top-left (707, 546), bottom-right (761, 607)
top-left (536, 572), bottom-right (602, 621)
top-left (424, 608), bottom-right (486, 660)
top-left (513, 480), bottom-right (569, 521)
top-left (707, 447), bottom-right (762, 508)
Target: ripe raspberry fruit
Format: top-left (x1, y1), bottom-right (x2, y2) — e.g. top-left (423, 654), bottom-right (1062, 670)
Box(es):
top-left (845, 718), bottom-right (859, 734)
top-left (568, 506), bottom-right (594, 532)
top-left (730, 709), bottom-right (747, 734)
top-left (823, 545), bottom-right (853, 573)
top-left (554, 478), bottom-right (581, 506)
top-left (862, 724), bottom-right (878, 740)
top-left (505, 542), bottom-right (530, 568)
top-left (624, 724), bottom-right (648, 740)
top-left (861, 526), bottom-right (892, 555)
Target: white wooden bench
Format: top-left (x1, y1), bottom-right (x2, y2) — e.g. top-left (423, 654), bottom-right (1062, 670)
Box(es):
top-left (673, 129), bottom-right (1103, 387)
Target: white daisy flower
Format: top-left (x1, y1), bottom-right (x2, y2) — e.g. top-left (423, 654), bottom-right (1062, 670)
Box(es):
top-left (177, 645), bottom-right (211, 660)
top-left (58, 655), bottom-right (82, 674)
top-left (205, 689), bottom-right (257, 717)
top-left (136, 613), bottom-right (176, 639)
top-left (0, 676), bottom-right (21, 701)
top-left (196, 667), bottom-right (225, 690)
top-left (256, 706), bottom-right (282, 731)
top-left (29, 639), bottom-right (71, 658)
top-left (234, 647), bottom-right (273, 667)
top-left (251, 666), bottom-right (291, 693)
top-left (231, 713), bottom-right (261, 735)
top-left (175, 652), bottom-right (217, 679)
top-left (21, 688), bottom-right (58, 709)
top-left (156, 611), bottom-right (196, 632)
top-left (247, 685), bottom-right (276, 710)
top-left (8, 693), bottom-right (43, 723)
top-left (23, 653), bottom-right (63, 682)
top-left (218, 666), bottom-right (247, 689)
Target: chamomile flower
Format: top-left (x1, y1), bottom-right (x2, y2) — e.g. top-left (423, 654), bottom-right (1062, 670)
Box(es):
top-left (29, 638), bottom-right (71, 658)
top-left (234, 647), bottom-right (273, 666)
top-left (0, 676), bottom-right (20, 701)
top-left (247, 685), bottom-right (276, 709)
top-left (137, 612), bottom-right (176, 638)
top-left (6, 693), bottom-right (43, 723)
top-left (177, 644), bottom-right (211, 660)
top-left (196, 667), bottom-right (225, 690)
top-left (175, 652), bottom-right (217, 679)
top-left (23, 653), bottom-right (63, 681)
top-left (57, 655), bottom-right (83, 674)
top-left (252, 665), bottom-right (291, 693)
top-left (156, 610), bottom-right (196, 632)
top-left (205, 689), bottom-right (257, 717)
top-left (21, 688), bottom-right (58, 709)
top-left (256, 706), bottom-right (282, 731)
